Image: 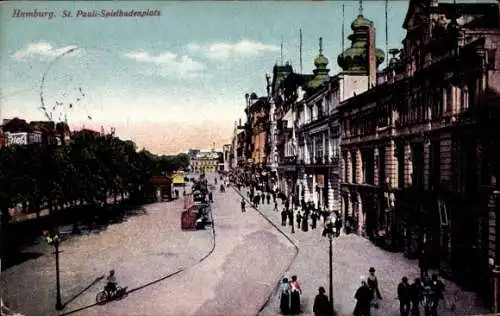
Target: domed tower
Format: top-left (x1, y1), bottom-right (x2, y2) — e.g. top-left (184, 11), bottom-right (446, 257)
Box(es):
top-left (337, 14), bottom-right (385, 74)
top-left (308, 37), bottom-right (330, 89)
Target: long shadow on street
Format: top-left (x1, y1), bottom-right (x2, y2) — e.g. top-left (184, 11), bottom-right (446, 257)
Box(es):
top-left (2, 201), bottom-right (154, 271)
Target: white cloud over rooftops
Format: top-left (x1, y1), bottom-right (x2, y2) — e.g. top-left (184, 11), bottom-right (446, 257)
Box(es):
top-left (12, 42), bottom-right (80, 60)
top-left (123, 50), bottom-right (206, 78)
top-left (187, 40), bottom-right (280, 59)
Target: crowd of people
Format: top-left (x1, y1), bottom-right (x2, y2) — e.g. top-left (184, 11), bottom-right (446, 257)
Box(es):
top-left (228, 170), bottom-right (448, 316)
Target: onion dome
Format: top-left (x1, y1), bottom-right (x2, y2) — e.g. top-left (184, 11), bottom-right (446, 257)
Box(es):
top-left (337, 14), bottom-right (385, 72)
top-left (308, 37), bottom-right (330, 89)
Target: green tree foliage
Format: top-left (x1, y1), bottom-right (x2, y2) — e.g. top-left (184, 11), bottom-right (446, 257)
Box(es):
top-left (0, 132), bottom-right (186, 230)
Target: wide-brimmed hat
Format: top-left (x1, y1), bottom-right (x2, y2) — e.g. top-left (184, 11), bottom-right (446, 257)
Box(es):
top-left (369, 267), bottom-right (375, 272)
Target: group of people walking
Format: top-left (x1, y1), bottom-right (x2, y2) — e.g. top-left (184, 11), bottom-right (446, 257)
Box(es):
top-left (279, 275), bottom-right (302, 315)
top-left (397, 273), bottom-right (445, 316)
top-left (353, 267), bottom-right (446, 316)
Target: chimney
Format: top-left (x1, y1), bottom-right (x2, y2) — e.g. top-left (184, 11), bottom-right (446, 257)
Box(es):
top-left (368, 23), bottom-right (377, 89)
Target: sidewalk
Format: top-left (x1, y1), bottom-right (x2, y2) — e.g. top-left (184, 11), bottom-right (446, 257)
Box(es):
top-left (234, 186), bottom-right (489, 316)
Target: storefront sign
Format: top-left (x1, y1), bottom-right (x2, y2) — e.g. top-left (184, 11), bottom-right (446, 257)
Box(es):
top-left (316, 174), bottom-right (325, 188)
top-left (6, 132), bottom-right (27, 146)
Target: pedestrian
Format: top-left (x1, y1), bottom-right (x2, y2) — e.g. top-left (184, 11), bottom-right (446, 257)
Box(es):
top-left (280, 277), bottom-right (291, 315)
top-left (419, 248), bottom-right (429, 281)
top-left (354, 280), bottom-right (373, 316)
top-left (290, 275), bottom-right (302, 314)
top-left (267, 193), bottom-right (271, 204)
top-left (208, 191), bottom-right (213, 203)
top-left (288, 209), bottom-right (294, 226)
top-left (301, 212), bottom-right (308, 232)
top-left (398, 276), bottom-right (411, 316)
top-left (311, 211), bottom-right (318, 229)
top-left (429, 274), bottom-right (445, 316)
top-left (334, 211), bottom-right (342, 236)
top-left (296, 211), bottom-right (302, 228)
top-left (367, 267), bottom-right (382, 304)
top-left (322, 210), bottom-right (329, 223)
top-left (274, 200), bottom-right (279, 212)
top-left (261, 192), bottom-right (266, 203)
top-left (241, 198), bottom-right (246, 213)
top-left (410, 278), bottom-right (423, 316)
top-left (313, 286), bottom-right (332, 316)
top-left (281, 209), bottom-right (288, 226)
top-left (285, 198), bottom-right (290, 211)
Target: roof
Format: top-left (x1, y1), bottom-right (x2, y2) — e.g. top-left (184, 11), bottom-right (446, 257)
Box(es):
top-left (2, 117), bottom-right (33, 133)
top-left (404, 1), bottom-right (499, 29)
top-left (30, 121), bottom-right (55, 133)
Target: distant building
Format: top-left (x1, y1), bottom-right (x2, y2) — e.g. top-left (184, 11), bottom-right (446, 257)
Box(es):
top-left (3, 118), bottom-right (42, 146)
top-left (222, 144), bottom-right (232, 171)
top-left (190, 149), bottom-right (222, 173)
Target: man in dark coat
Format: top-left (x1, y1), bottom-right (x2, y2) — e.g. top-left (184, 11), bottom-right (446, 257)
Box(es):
top-left (281, 209), bottom-right (288, 226)
top-left (296, 211), bottom-right (302, 228)
top-left (398, 276), bottom-right (411, 316)
top-left (311, 211), bottom-right (318, 229)
top-left (302, 212), bottom-right (309, 232)
top-left (266, 193), bottom-right (271, 204)
top-left (274, 200), bottom-right (279, 212)
top-left (313, 286), bottom-right (332, 316)
top-left (410, 278), bottom-right (423, 316)
top-left (288, 209), bottom-right (294, 226)
top-left (354, 281), bottom-right (373, 316)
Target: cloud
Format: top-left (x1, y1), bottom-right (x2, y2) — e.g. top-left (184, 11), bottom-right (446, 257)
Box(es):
top-left (123, 51), bottom-right (206, 78)
top-left (12, 42), bottom-right (79, 61)
top-left (187, 40), bottom-right (279, 59)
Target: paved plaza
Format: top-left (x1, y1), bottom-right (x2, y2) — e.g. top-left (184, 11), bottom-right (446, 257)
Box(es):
top-left (233, 186), bottom-right (490, 316)
top-left (1, 174), bottom-right (296, 316)
top-left (1, 196), bottom-right (213, 316)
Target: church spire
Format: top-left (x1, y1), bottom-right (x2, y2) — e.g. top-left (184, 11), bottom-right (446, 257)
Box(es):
top-left (359, 0), bottom-right (363, 16)
top-left (319, 37), bottom-right (323, 55)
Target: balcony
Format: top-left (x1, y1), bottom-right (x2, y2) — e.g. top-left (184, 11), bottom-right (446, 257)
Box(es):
top-left (282, 156), bottom-right (297, 165)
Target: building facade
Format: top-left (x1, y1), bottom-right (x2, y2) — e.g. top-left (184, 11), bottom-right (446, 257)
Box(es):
top-left (339, 0), bottom-right (500, 303)
top-left (190, 150), bottom-right (221, 173)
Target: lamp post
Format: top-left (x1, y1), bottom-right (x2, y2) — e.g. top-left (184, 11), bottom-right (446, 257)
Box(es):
top-left (322, 216), bottom-right (337, 314)
top-left (45, 231), bottom-right (63, 310)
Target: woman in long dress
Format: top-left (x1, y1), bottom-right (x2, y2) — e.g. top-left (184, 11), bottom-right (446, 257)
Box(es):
top-left (290, 275), bottom-right (302, 314)
top-left (279, 278), bottom-right (291, 315)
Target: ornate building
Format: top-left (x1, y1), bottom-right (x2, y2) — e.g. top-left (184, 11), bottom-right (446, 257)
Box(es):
top-left (247, 95), bottom-right (270, 166)
top-left (339, 0), bottom-right (500, 304)
top-left (296, 39), bottom-right (341, 211)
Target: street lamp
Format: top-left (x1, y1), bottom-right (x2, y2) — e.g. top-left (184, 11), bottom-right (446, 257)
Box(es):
top-left (44, 231), bottom-right (63, 310)
top-left (322, 216), bottom-right (338, 314)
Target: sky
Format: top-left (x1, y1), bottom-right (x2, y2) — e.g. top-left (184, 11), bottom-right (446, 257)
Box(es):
top-left (0, 0), bottom-right (480, 154)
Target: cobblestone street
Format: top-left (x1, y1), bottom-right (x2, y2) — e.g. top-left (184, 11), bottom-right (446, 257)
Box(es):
top-left (234, 186), bottom-right (489, 316)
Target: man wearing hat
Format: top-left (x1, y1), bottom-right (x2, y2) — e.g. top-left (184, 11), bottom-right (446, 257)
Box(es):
top-left (367, 267), bottom-right (382, 306)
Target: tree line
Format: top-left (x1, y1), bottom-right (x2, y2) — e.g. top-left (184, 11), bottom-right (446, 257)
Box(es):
top-left (0, 131), bottom-right (189, 229)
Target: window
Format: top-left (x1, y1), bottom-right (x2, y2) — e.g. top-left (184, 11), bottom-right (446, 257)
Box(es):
top-left (378, 147), bottom-right (386, 185)
top-left (446, 86), bottom-right (453, 113)
top-left (461, 86), bottom-right (468, 111)
top-left (468, 79), bottom-right (476, 108)
top-left (431, 88), bottom-right (442, 120)
top-left (315, 134), bottom-right (324, 162)
top-left (397, 143), bottom-right (405, 188)
top-left (352, 153), bottom-right (357, 183)
top-left (317, 102), bottom-right (324, 119)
